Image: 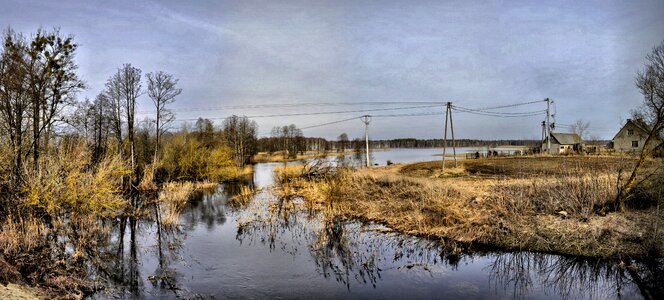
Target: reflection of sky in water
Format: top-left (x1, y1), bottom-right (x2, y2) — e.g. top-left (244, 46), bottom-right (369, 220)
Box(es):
top-left (96, 162), bottom-right (658, 299)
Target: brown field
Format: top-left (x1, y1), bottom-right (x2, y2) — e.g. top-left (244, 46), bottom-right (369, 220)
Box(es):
top-left (273, 156), bottom-right (664, 258)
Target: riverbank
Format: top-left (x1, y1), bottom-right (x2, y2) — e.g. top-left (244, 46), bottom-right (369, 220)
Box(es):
top-left (0, 283), bottom-right (43, 299)
top-left (273, 156), bottom-right (664, 258)
top-left (253, 150), bottom-right (363, 163)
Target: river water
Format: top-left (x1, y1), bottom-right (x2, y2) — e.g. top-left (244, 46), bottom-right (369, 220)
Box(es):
top-left (93, 150), bottom-right (662, 299)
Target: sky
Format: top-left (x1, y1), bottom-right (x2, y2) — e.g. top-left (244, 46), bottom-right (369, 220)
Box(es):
top-left (2, 0), bottom-right (663, 140)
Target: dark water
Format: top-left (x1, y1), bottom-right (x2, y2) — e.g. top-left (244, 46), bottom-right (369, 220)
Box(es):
top-left (93, 162), bottom-right (662, 299)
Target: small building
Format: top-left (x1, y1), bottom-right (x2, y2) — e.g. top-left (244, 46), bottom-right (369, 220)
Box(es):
top-left (542, 132), bottom-right (583, 154)
top-left (612, 119), bottom-right (659, 153)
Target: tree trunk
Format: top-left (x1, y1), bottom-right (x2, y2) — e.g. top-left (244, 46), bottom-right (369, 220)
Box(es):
top-left (617, 128), bottom-right (659, 210)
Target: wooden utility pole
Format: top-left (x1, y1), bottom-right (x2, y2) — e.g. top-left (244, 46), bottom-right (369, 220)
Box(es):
top-left (546, 98), bottom-right (551, 154)
top-left (362, 115), bottom-right (371, 167)
top-left (442, 102), bottom-right (456, 172)
top-left (541, 121), bottom-right (546, 152)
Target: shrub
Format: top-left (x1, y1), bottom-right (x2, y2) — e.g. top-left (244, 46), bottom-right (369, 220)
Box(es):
top-left (22, 143), bottom-right (129, 220)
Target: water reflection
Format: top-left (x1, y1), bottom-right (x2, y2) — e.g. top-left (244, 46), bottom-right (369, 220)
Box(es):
top-left (91, 163), bottom-right (662, 299)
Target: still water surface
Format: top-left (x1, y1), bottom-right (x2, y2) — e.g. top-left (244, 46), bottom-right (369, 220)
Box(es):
top-left (94, 151), bottom-right (662, 299)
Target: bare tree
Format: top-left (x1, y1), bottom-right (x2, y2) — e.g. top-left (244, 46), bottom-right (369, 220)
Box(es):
top-left (0, 29), bottom-right (30, 190)
top-left (338, 133), bottom-right (349, 152)
top-left (105, 75), bottom-right (124, 157)
top-left (221, 115), bottom-right (258, 166)
top-left (24, 28), bottom-right (84, 170)
top-left (146, 71), bottom-right (181, 163)
top-left (618, 40), bottom-right (664, 210)
top-left (570, 119), bottom-right (590, 140)
top-left (107, 64), bottom-right (142, 183)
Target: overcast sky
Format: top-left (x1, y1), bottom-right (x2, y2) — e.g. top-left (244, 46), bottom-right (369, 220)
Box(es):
top-left (2, 0), bottom-right (664, 140)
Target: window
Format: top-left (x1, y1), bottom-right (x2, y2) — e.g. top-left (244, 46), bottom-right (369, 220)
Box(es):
top-left (627, 129), bottom-right (634, 136)
top-left (632, 141), bottom-right (639, 148)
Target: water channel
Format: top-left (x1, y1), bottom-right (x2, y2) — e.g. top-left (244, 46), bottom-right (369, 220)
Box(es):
top-left (93, 150), bottom-right (663, 299)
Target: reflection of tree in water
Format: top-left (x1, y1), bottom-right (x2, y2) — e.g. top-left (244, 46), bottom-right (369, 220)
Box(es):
top-left (91, 216), bottom-right (143, 297)
top-left (236, 193), bottom-right (311, 253)
top-left (488, 252), bottom-right (664, 299)
top-left (310, 215), bottom-right (380, 289)
top-left (91, 205), bottom-right (190, 298)
top-left (148, 203), bottom-right (185, 294)
top-left (236, 197), bottom-right (451, 290)
top-left (180, 182), bottom-right (250, 231)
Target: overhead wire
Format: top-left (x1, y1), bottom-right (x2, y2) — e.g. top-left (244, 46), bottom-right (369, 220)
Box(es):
top-left (136, 101), bottom-right (445, 114)
top-left (169, 104), bottom-right (442, 122)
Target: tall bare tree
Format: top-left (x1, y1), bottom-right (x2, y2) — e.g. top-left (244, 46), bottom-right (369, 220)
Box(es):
top-left (618, 40), bottom-right (664, 210)
top-left (0, 29), bottom-right (30, 190)
top-left (107, 64), bottom-right (142, 183)
top-left (146, 71), bottom-right (181, 164)
top-left (222, 115), bottom-right (258, 166)
top-left (25, 28), bottom-right (84, 170)
top-left (570, 119), bottom-right (590, 140)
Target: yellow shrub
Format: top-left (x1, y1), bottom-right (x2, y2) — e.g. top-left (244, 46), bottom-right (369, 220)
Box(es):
top-left (22, 143), bottom-right (129, 219)
top-left (159, 132), bottom-right (243, 182)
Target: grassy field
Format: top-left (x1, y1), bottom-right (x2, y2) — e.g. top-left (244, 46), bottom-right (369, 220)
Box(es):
top-left (273, 156), bottom-right (664, 258)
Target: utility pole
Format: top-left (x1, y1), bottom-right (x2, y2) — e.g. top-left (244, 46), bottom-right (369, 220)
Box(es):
top-left (362, 115), bottom-right (371, 167)
top-left (442, 102), bottom-right (456, 172)
top-left (541, 121), bottom-right (546, 152)
top-left (546, 98), bottom-right (551, 154)
top-left (448, 102), bottom-right (457, 168)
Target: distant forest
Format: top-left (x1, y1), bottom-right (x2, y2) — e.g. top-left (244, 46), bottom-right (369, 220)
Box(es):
top-left (256, 136), bottom-right (540, 154)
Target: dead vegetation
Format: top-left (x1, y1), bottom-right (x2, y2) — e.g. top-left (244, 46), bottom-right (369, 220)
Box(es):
top-left (228, 185), bottom-right (257, 208)
top-left (158, 182), bottom-right (195, 226)
top-left (274, 156), bottom-right (664, 258)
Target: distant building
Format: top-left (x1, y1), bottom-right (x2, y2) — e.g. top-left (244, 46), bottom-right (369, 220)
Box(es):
top-left (542, 132), bottom-right (583, 154)
top-left (611, 119), bottom-right (659, 153)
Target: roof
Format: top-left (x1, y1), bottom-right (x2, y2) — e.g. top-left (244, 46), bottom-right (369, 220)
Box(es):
top-left (551, 132), bottom-right (582, 145)
top-left (611, 119), bottom-right (651, 141)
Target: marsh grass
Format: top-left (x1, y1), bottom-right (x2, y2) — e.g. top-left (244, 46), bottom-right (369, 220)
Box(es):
top-left (158, 182), bottom-right (194, 226)
top-left (0, 217), bottom-right (48, 256)
top-left (274, 157), bottom-right (663, 257)
top-left (228, 185), bottom-right (256, 208)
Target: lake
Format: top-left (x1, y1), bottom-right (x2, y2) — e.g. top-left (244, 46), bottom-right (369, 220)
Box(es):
top-left (93, 157), bottom-right (662, 299)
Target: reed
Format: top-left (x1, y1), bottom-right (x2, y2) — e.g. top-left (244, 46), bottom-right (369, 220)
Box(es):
top-left (158, 182), bottom-right (194, 226)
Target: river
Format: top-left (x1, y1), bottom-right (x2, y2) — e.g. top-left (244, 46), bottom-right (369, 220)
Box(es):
top-left (93, 150), bottom-right (662, 299)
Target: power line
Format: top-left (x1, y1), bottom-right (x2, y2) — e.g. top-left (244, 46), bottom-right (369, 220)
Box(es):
top-left (452, 106), bottom-right (546, 118)
top-left (456, 99), bottom-right (546, 111)
top-left (299, 111), bottom-right (445, 130)
top-left (168, 104), bottom-right (441, 122)
top-left (371, 111), bottom-right (444, 118)
top-left (300, 116), bottom-right (361, 130)
top-left (136, 101), bottom-right (444, 114)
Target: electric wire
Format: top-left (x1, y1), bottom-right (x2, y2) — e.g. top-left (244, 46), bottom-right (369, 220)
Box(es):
top-left (136, 101), bottom-right (445, 114)
top-left (169, 104), bottom-right (442, 122)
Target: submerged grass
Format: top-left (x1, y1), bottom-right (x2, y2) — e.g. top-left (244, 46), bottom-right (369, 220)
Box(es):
top-left (158, 182), bottom-right (194, 226)
top-left (274, 157), bottom-right (663, 258)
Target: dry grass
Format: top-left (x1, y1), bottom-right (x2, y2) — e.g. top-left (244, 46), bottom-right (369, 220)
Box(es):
top-left (193, 180), bottom-right (219, 190)
top-left (253, 150), bottom-right (363, 163)
top-left (138, 164), bottom-right (157, 191)
top-left (158, 182), bottom-right (194, 226)
top-left (228, 185), bottom-right (256, 208)
top-left (0, 217), bottom-right (48, 257)
top-left (274, 156), bottom-right (663, 258)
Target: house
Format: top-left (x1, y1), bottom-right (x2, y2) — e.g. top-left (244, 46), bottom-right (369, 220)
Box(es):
top-left (612, 119), bottom-right (659, 153)
top-left (542, 132), bottom-right (583, 154)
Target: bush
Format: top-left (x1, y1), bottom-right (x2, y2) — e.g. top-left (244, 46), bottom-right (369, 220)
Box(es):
top-left (159, 132), bottom-right (239, 182)
top-left (22, 143), bottom-right (129, 220)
